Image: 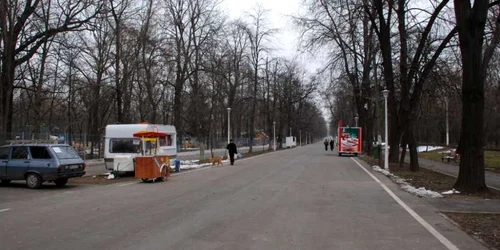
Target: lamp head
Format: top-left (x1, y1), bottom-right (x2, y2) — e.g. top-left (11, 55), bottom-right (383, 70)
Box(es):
top-left (382, 89), bottom-right (389, 98)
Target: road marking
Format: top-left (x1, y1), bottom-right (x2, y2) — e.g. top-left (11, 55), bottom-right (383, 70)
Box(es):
top-left (351, 158), bottom-right (460, 250)
top-left (116, 182), bottom-right (136, 187)
top-left (0, 208), bottom-right (11, 213)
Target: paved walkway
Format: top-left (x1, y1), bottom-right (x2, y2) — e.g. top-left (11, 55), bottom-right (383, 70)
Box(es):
top-left (416, 157), bottom-right (500, 213)
top-left (417, 157), bottom-right (500, 191)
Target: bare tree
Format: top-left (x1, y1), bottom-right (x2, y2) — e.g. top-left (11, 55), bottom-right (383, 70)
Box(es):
top-left (364, 0), bottom-right (457, 171)
top-left (296, 0), bottom-right (377, 153)
top-left (0, 0), bottom-right (103, 140)
top-left (453, 0), bottom-right (500, 192)
top-left (108, 0), bottom-right (135, 123)
top-left (241, 5), bottom-right (276, 153)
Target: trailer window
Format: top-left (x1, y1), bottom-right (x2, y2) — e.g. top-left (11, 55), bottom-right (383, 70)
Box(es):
top-left (159, 135), bottom-right (173, 146)
top-left (110, 139), bottom-right (141, 153)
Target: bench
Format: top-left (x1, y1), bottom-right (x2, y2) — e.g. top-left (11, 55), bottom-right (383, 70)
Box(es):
top-left (441, 150), bottom-right (458, 163)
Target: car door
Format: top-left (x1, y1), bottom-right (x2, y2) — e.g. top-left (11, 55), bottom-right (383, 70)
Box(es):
top-left (28, 146), bottom-right (54, 175)
top-left (7, 146), bottom-right (30, 179)
top-left (0, 147), bottom-right (11, 178)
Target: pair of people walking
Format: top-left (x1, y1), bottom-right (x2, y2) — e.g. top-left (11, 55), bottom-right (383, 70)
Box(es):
top-left (324, 139), bottom-right (335, 151)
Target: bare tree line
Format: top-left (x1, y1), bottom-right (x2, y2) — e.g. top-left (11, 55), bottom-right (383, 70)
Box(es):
top-left (0, 0), bottom-right (326, 157)
top-left (296, 0), bottom-right (500, 192)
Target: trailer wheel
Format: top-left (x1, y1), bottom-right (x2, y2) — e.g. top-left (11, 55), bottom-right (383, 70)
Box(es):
top-left (338, 153), bottom-right (342, 156)
top-left (141, 178), bottom-right (150, 182)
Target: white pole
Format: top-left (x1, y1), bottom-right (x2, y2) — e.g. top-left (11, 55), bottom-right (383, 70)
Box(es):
top-left (273, 121), bottom-right (276, 151)
top-left (227, 109), bottom-right (231, 144)
top-left (300, 130), bottom-right (302, 146)
top-left (383, 90), bottom-right (389, 171)
top-left (445, 98), bottom-right (449, 146)
top-left (227, 108), bottom-right (231, 157)
top-left (355, 116), bottom-right (359, 127)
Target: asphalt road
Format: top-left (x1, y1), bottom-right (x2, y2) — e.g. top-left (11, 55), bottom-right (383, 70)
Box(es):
top-left (0, 144), bottom-right (486, 250)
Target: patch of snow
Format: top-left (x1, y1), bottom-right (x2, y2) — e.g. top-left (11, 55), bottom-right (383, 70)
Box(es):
top-left (417, 146), bottom-right (443, 152)
top-left (170, 159), bottom-right (231, 170)
top-left (401, 185), bottom-right (443, 198)
top-left (441, 189), bottom-right (460, 195)
top-left (372, 165), bottom-right (443, 198)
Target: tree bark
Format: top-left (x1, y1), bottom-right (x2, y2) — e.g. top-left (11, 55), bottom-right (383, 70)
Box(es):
top-left (452, 0), bottom-right (490, 192)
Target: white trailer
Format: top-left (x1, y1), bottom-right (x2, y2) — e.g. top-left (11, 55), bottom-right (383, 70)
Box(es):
top-left (104, 124), bottom-right (177, 172)
top-left (284, 136), bottom-right (297, 148)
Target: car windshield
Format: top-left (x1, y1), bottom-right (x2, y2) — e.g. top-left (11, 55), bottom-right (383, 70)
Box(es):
top-left (51, 146), bottom-right (80, 159)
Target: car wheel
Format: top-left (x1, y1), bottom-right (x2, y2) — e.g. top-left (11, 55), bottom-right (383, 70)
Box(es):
top-left (54, 178), bottom-right (68, 187)
top-left (26, 173), bottom-right (42, 189)
top-left (1, 180), bottom-right (11, 184)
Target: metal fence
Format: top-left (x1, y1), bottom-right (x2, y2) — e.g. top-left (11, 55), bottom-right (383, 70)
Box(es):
top-left (177, 136), bottom-right (271, 152)
top-left (1, 132), bottom-right (274, 160)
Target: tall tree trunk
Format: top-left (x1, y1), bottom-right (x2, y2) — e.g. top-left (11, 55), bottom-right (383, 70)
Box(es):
top-left (452, 0), bottom-right (490, 192)
top-left (399, 132), bottom-right (407, 168)
top-left (115, 28), bottom-right (123, 123)
top-left (0, 28), bottom-right (16, 139)
top-left (372, 0), bottom-right (401, 163)
top-left (406, 124), bottom-right (419, 172)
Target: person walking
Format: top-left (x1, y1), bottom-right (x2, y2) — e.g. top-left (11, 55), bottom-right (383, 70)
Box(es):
top-left (324, 139), bottom-right (329, 151)
top-left (226, 139), bottom-right (238, 165)
top-left (330, 139), bottom-right (334, 151)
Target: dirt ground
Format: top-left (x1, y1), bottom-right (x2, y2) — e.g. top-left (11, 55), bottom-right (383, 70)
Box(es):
top-left (444, 213), bottom-right (500, 249)
top-left (360, 155), bottom-right (500, 249)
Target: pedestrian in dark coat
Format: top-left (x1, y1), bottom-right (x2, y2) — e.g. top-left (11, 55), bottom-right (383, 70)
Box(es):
top-left (226, 139), bottom-right (238, 165)
top-left (330, 139), bottom-right (334, 151)
top-left (324, 139), bottom-right (329, 151)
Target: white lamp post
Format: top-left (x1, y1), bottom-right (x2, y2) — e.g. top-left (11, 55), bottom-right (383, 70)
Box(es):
top-left (227, 108), bottom-right (231, 144)
top-left (273, 121), bottom-right (276, 151)
top-left (355, 115), bottom-right (359, 127)
top-left (445, 97), bottom-right (449, 146)
top-left (382, 89), bottom-right (389, 171)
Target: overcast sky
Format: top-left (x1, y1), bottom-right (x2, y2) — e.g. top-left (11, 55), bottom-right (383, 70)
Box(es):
top-left (221, 0), bottom-right (331, 127)
top-left (220, 0), bottom-right (325, 75)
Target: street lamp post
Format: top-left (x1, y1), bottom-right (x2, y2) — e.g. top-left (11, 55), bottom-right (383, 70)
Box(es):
top-left (227, 108), bottom-right (231, 158)
top-left (273, 121), bottom-right (276, 151)
top-left (227, 108), bottom-right (231, 144)
top-left (445, 97), bottom-right (449, 146)
top-left (355, 115), bottom-right (359, 127)
top-left (382, 89), bottom-right (389, 171)
top-left (300, 130), bottom-right (302, 146)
